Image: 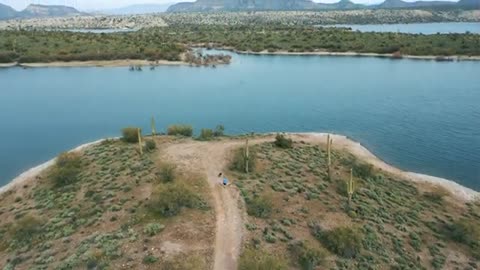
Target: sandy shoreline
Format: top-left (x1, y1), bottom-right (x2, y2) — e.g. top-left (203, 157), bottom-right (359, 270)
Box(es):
top-left (0, 133), bottom-right (478, 202)
top-left (230, 49), bottom-right (480, 61)
top-left (0, 139), bottom-right (106, 195)
top-left (296, 133), bottom-right (478, 202)
top-left (0, 59), bottom-right (188, 68)
top-left (2, 50), bottom-right (479, 68)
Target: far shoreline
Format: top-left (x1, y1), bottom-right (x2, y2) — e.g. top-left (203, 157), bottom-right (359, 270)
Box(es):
top-left (1, 49), bottom-right (480, 68)
top-left (0, 133), bottom-right (478, 203)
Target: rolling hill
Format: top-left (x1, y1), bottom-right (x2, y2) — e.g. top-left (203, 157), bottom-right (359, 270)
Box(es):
top-left (167, 0), bottom-right (478, 12)
top-left (0, 4), bottom-right (84, 20)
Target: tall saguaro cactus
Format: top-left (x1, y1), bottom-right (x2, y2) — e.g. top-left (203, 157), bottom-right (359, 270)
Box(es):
top-left (138, 128), bottom-right (143, 156)
top-left (327, 134), bottom-right (333, 179)
top-left (347, 168), bottom-right (355, 204)
top-left (245, 138), bottom-right (250, 174)
top-left (151, 116), bottom-right (156, 137)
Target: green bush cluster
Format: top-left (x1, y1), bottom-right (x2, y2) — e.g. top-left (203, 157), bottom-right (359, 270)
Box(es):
top-left (49, 152), bottom-right (82, 187)
top-left (144, 140), bottom-right (156, 152)
top-left (239, 248), bottom-right (288, 270)
top-left (230, 147), bottom-right (256, 173)
top-left (445, 219), bottom-right (480, 258)
top-left (143, 223), bottom-right (165, 236)
top-left (246, 195), bottom-right (273, 218)
top-left (148, 182), bottom-right (205, 217)
top-left (157, 163), bottom-right (177, 183)
top-left (274, 133), bottom-right (293, 149)
top-left (9, 215), bottom-right (44, 247)
top-left (289, 240), bottom-right (327, 270)
top-left (314, 226), bottom-right (363, 258)
top-left (121, 127), bottom-right (140, 143)
top-left (167, 124), bottom-right (193, 137)
top-left (198, 125), bottom-right (225, 140)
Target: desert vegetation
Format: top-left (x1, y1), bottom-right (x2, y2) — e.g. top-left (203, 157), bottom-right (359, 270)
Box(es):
top-left (1, 25), bottom-right (479, 64)
top-left (0, 135), bottom-right (214, 269)
top-left (230, 138), bottom-right (480, 269)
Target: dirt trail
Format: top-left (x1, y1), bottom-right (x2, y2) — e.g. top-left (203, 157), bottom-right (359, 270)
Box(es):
top-left (163, 139), bottom-right (262, 270)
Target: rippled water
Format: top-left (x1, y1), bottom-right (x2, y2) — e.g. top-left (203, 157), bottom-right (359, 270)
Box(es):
top-left (0, 51), bottom-right (479, 190)
top-left (326, 22), bottom-right (480, 34)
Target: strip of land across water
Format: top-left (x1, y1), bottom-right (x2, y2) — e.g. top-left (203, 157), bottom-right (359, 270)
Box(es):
top-left (1, 25), bottom-right (480, 66)
top-left (1, 133), bottom-right (478, 202)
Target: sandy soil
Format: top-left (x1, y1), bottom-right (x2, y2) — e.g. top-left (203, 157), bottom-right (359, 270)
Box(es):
top-left (161, 140), bottom-right (254, 270)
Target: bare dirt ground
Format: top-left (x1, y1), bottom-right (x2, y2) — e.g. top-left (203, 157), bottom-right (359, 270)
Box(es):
top-left (161, 139), bottom-right (260, 270)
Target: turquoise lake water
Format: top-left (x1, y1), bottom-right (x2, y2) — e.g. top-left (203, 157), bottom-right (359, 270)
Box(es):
top-left (0, 52), bottom-right (479, 190)
top-left (327, 22), bottom-right (480, 34)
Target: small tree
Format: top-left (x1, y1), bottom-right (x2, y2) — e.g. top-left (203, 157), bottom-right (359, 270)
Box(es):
top-left (122, 127), bottom-right (140, 143)
top-left (275, 133), bottom-right (293, 149)
top-left (213, 125), bottom-right (225, 137)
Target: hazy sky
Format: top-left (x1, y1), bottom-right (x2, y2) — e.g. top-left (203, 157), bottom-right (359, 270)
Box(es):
top-left (1, 0), bottom-right (456, 11)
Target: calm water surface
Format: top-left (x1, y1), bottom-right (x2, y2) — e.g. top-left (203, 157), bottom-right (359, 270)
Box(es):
top-left (326, 22), bottom-right (480, 34)
top-left (1, 52), bottom-right (479, 190)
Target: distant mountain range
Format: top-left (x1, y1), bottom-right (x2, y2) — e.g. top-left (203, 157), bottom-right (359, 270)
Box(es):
top-left (167, 0), bottom-right (480, 12)
top-left (0, 4), bottom-right (83, 20)
top-left (98, 3), bottom-right (175, 15)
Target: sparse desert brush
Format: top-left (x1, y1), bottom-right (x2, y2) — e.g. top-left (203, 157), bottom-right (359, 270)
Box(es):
top-left (246, 194), bottom-right (273, 218)
top-left (198, 128), bottom-right (214, 141)
top-left (289, 240), bottom-right (327, 270)
top-left (49, 152), bottom-right (82, 187)
top-left (341, 155), bottom-right (374, 179)
top-left (274, 133), bottom-right (293, 149)
top-left (230, 147), bottom-right (256, 173)
top-left (161, 254), bottom-right (208, 270)
top-left (423, 185), bottom-right (451, 204)
top-left (144, 140), bottom-right (156, 152)
top-left (148, 182), bottom-right (205, 217)
top-left (9, 214), bottom-right (44, 247)
top-left (157, 163), bottom-right (177, 183)
top-left (445, 219), bottom-right (480, 258)
top-left (144, 223), bottom-right (165, 236)
top-left (213, 125), bottom-right (225, 137)
top-left (239, 247), bottom-right (288, 270)
top-left (314, 225), bottom-right (363, 258)
top-left (167, 124), bottom-right (193, 137)
top-left (121, 127), bottom-right (140, 143)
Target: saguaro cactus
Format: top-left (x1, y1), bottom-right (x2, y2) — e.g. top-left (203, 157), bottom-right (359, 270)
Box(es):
top-left (347, 168), bottom-right (355, 204)
top-left (327, 134), bottom-right (333, 179)
top-left (245, 138), bottom-right (250, 173)
top-left (151, 116), bottom-right (156, 137)
top-left (138, 128), bottom-right (143, 155)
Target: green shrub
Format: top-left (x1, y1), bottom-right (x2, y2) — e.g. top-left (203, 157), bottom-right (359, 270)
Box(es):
top-left (198, 128), bottom-right (214, 141)
top-left (122, 127), bottom-right (140, 143)
top-left (9, 215), bottom-right (44, 246)
top-left (49, 152), bottom-right (82, 187)
top-left (289, 240), bottom-right (327, 270)
top-left (145, 140), bottom-right (156, 152)
top-left (143, 255), bottom-right (158, 264)
top-left (148, 182), bottom-right (205, 217)
top-left (445, 219), bottom-right (480, 258)
top-left (143, 223), bottom-right (165, 236)
top-left (167, 125), bottom-right (193, 137)
top-left (274, 133), bottom-right (293, 149)
top-left (230, 147), bottom-right (256, 173)
top-left (353, 162), bottom-right (374, 179)
top-left (316, 226), bottom-right (363, 258)
top-left (213, 125), bottom-right (225, 137)
top-left (239, 248), bottom-right (288, 270)
top-left (158, 163), bottom-right (176, 183)
top-left (246, 195), bottom-right (273, 218)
